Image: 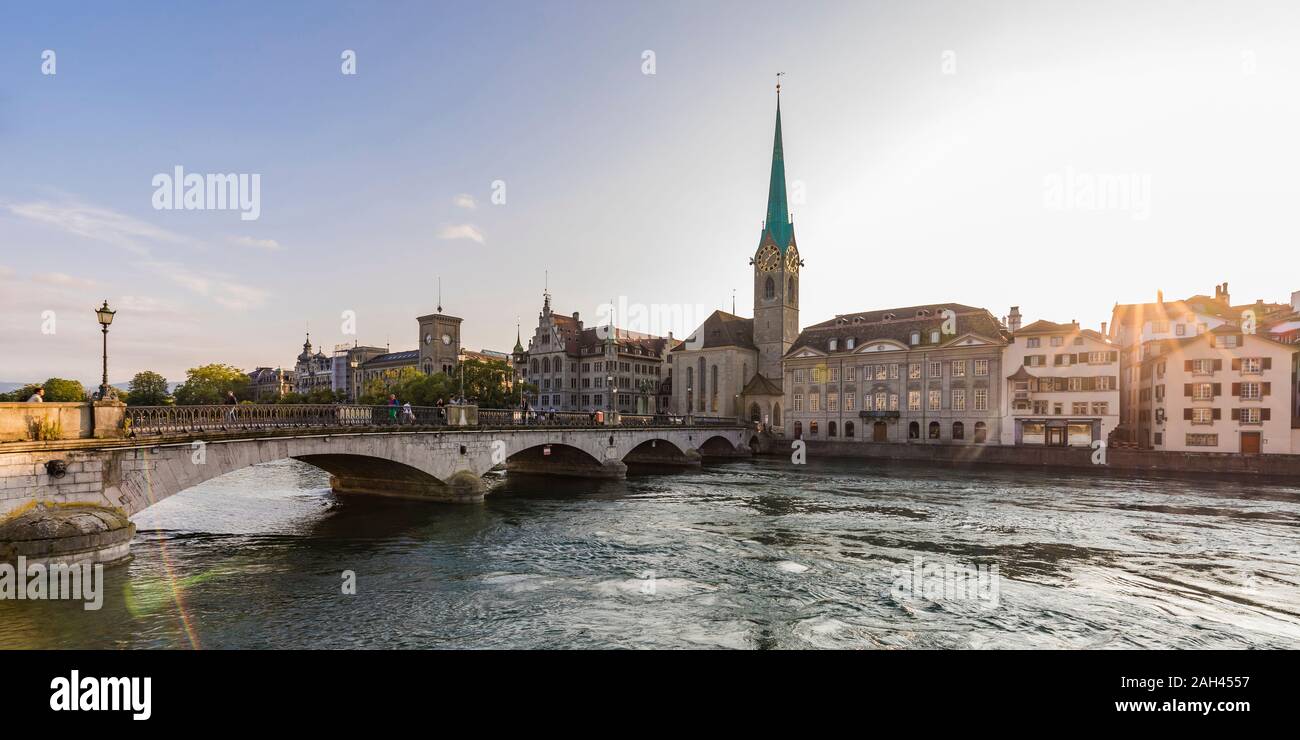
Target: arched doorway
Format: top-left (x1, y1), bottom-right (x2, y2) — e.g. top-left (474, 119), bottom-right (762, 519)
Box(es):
top-left (793, 421), bottom-right (803, 439)
top-left (908, 421), bottom-right (920, 440)
top-left (749, 402), bottom-right (761, 423)
top-left (974, 421), bottom-right (987, 443)
top-left (772, 403), bottom-right (782, 427)
top-left (873, 421), bottom-right (888, 442)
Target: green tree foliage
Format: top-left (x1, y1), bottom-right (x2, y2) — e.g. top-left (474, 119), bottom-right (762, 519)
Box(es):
top-left (3, 378), bottom-right (88, 402)
top-left (173, 364), bottom-right (251, 405)
top-left (126, 371), bottom-right (171, 406)
top-left (353, 359), bottom-right (520, 408)
top-left (278, 387), bottom-right (346, 404)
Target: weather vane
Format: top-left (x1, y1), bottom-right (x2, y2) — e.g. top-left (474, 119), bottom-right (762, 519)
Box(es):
top-left (776, 72), bottom-right (785, 96)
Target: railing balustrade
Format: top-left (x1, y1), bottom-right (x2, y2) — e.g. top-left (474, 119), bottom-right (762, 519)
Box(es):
top-left (121, 404), bottom-right (741, 437)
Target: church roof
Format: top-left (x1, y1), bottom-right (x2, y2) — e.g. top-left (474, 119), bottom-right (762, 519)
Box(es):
top-left (741, 373), bottom-right (783, 396)
top-left (760, 96), bottom-right (795, 253)
top-left (671, 310), bottom-right (755, 352)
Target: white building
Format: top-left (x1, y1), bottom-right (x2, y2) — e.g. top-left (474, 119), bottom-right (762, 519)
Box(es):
top-left (1000, 318), bottom-right (1119, 447)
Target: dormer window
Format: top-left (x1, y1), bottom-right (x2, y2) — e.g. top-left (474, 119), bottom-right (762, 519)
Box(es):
top-left (930, 330), bottom-right (940, 344)
top-left (829, 339), bottom-right (838, 351)
top-left (846, 338), bottom-right (856, 350)
top-left (910, 331), bottom-right (920, 345)
top-left (884, 313), bottom-right (896, 320)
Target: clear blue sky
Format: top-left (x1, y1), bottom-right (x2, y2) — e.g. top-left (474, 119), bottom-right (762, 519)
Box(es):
top-left (3, 0), bottom-right (1299, 384)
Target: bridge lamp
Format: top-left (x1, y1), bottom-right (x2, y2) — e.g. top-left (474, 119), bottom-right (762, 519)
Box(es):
top-left (95, 300), bottom-right (117, 400)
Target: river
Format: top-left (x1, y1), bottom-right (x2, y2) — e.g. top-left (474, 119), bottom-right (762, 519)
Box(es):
top-left (3, 457), bottom-right (1298, 649)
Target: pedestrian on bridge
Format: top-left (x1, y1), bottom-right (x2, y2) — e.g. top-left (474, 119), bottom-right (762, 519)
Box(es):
top-left (224, 391), bottom-right (238, 423)
top-left (26, 387), bottom-right (44, 402)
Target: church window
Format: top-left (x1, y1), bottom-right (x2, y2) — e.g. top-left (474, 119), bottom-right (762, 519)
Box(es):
top-left (765, 277), bottom-right (775, 300)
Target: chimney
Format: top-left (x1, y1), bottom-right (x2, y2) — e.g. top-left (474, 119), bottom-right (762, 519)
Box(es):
top-left (1291, 290), bottom-right (1300, 313)
top-left (1221, 282), bottom-right (1230, 305)
top-left (1157, 289), bottom-right (1164, 304)
top-left (1100, 321), bottom-right (1108, 336)
top-left (1007, 306), bottom-right (1022, 332)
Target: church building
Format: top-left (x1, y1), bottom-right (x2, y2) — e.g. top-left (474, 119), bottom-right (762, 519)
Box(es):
top-left (671, 83), bottom-right (800, 427)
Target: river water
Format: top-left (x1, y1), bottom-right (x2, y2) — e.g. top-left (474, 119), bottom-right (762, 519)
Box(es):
top-left (3, 457), bottom-right (1299, 649)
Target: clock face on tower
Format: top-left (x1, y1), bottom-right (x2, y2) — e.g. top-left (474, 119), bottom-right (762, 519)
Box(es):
top-left (785, 247), bottom-right (800, 274)
top-left (756, 244), bottom-right (780, 272)
top-left (441, 333), bottom-right (452, 345)
top-left (424, 333), bottom-right (433, 345)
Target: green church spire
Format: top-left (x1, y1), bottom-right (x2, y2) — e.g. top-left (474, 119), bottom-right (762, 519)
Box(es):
top-left (762, 78), bottom-right (794, 252)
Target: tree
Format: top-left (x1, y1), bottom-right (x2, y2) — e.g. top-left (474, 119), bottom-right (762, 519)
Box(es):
top-left (126, 371), bottom-right (170, 406)
top-left (42, 378), bottom-right (87, 402)
top-left (173, 364), bottom-right (251, 405)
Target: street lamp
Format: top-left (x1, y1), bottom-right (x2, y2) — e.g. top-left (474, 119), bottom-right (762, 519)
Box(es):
top-left (607, 375), bottom-right (614, 412)
top-left (94, 300), bottom-right (116, 400)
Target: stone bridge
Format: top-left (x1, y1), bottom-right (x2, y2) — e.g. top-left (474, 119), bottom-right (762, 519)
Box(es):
top-left (0, 417), bottom-right (752, 564)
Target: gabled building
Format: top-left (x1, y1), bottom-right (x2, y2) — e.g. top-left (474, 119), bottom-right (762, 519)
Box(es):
top-left (1135, 327), bottom-right (1298, 454)
top-left (517, 291), bottom-right (671, 414)
top-left (999, 318), bottom-right (1119, 447)
top-left (783, 304), bottom-right (1007, 443)
top-left (248, 366), bottom-right (293, 401)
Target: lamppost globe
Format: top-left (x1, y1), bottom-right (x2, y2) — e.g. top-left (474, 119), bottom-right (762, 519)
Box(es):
top-left (95, 301), bottom-right (116, 327)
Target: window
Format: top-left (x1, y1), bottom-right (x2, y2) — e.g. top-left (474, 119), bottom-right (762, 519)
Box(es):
top-left (1242, 357), bottom-right (1262, 374)
top-left (829, 367), bottom-right (839, 382)
top-left (1073, 337), bottom-right (1085, 345)
top-left (928, 361), bottom-right (941, 378)
top-left (875, 392), bottom-right (887, 411)
top-left (846, 338), bottom-right (856, 350)
top-left (952, 388), bottom-right (966, 411)
top-left (1193, 383), bottom-right (1214, 400)
top-left (1068, 377), bottom-right (1083, 391)
top-left (908, 391), bottom-right (921, 411)
top-left (1192, 407), bottom-right (1213, 424)
top-left (1096, 376), bottom-right (1112, 390)
top-left (889, 394), bottom-right (899, 411)
top-left (1219, 335), bottom-right (1239, 348)
top-left (809, 394), bottom-right (820, 412)
top-left (827, 392), bottom-right (839, 412)
top-left (764, 277), bottom-right (775, 299)
top-left (928, 390), bottom-right (941, 411)
top-left (1087, 352), bottom-right (1109, 364)
top-left (928, 421), bottom-right (941, 439)
top-left (974, 359), bottom-right (989, 376)
top-left (1032, 400), bottom-right (1049, 414)
top-left (846, 366), bottom-right (856, 382)
top-left (809, 421), bottom-right (819, 436)
top-left (1050, 336), bottom-right (1063, 346)
top-left (952, 360), bottom-right (966, 377)
top-left (1073, 402), bottom-right (1089, 415)
top-left (845, 421), bottom-right (855, 438)
top-left (1026, 337), bottom-right (1041, 348)
top-left (875, 365), bottom-right (887, 380)
top-left (1240, 407), bottom-right (1261, 424)
top-left (910, 331), bottom-right (920, 345)
top-left (1053, 402), bottom-right (1064, 415)
top-left (974, 389), bottom-right (988, 411)
top-left (930, 331), bottom-right (940, 344)
top-left (908, 422), bottom-right (920, 439)
top-left (1091, 402), bottom-right (1109, 415)
top-left (1153, 320), bottom-right (1170, 333)
top-left (974, 421), bottom-right (987, 443)
top-left (909, 363), bottom-right (921, 379)
top-left (793, 393), bottom-right (804, 411)
top-left (829, 339), bottom-right (838, 351)
top-left (795, 368), bottom-right (806, 383)
top-left (1186, 433), bottom-right (1218, 447)
top-left (1241, 382), bottom-right (1260, 400)
top-left (828, 421), bottom-right (837, 438)
top-left (1191, 359), bottom-right (1213, 375)
top-left (845, 393), bottom-right (855, 411)
top-left (952, 422), bottom-right (964, 439)
top-left (1175, 324), bottom-right (1186, 336)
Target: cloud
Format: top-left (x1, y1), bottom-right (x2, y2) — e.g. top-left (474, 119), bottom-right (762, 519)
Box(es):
top-left (3, 200), bottom-right (194, 256)
top-left (34, 272), bottom-right (97, 289)
top-left (452, 194), bottom-right (477, 210)
top-left (437, 223), bottom-right (485, 244)
top-left (230, 235), bottom-right (281, 251)
top-left (139, 261), bottom-right (269, 311)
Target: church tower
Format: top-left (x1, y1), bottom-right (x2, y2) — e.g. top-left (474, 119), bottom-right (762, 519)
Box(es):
top-left (751, 81), bottom-right (801, 383)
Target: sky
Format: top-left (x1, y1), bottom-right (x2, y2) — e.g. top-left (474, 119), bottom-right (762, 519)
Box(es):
top-left (2, 0), bottom-right (1299, 385)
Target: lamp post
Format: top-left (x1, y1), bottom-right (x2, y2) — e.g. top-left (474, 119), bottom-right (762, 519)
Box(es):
top-left (94, 300), bottom-right (116, 400)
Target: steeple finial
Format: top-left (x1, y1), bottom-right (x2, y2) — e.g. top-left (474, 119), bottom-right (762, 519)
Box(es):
top-left (776, 71), bottom-right (784, 97)
top-left (437, 277), bottom-right (442, 313)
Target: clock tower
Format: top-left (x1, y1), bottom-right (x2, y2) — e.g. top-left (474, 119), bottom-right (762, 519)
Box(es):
top-left (751, 84), bottom-right (801, 383)
top-left (417, 306), bottom-right (462, 376)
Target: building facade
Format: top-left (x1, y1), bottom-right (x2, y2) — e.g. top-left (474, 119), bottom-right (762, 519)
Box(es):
top-left (784, 305), bottom-right (1007, 444)
top-left (293, 335), bottom-right (334, 395)
top-left (1135, 328), bottom-right (1298, 454)
top-left (516, 292), bottom-right (671, 414)
top-left (1000, 319), bottom-right (1120, 447)
top-left (247, 367), bottom-right (293, 401)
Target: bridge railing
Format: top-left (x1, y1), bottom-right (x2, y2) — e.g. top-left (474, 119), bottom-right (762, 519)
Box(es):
top-left (120, 404), bottom-right (742, 437)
